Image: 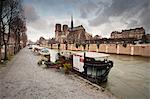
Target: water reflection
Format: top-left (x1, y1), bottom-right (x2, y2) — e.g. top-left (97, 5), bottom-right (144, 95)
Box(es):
top-left (105, 55), bottom-right (150, 99)
top-left (48, 49), bottom-right (150, 99)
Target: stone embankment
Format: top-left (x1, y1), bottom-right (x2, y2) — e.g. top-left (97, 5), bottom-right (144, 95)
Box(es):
top-left (47, 44), bottom-right (150, 57)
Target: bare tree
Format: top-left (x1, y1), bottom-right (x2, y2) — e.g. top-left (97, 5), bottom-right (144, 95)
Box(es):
top-left (11, 16), bottom-right (26, 53)
top-left (1, 0), bottom-right (26, 60)
top-left (0, 0), bottom-right (4, 62)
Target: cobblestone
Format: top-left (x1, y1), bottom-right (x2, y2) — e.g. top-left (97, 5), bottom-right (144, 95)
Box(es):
top-left (0, 48), bottom-right (116, 99)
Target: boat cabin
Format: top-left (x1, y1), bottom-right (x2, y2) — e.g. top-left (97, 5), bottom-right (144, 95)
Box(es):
top-left (73, 52), bottom-right (113, 83)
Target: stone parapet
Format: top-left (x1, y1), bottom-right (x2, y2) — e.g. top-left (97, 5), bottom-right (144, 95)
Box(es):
top-left (49, 44), bottom-right (150, 57)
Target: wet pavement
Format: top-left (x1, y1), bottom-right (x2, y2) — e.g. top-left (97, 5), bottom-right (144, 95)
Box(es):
top-left (0, 48), bottom-right (116, 99)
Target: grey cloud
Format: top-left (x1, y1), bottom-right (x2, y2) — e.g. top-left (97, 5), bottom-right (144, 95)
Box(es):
top-left (79, 0), bottom-right (98, 18)
top-left (24, 5), bottom-right (39, 22)
top-left (78, 0), bottom-right (111, 19)
top-left (138, 4), bottom-right (150, 33)
top-left (126, 20), bottom-right (138, 28)
top-left (24, 4), bottom-right (50, 32)
top-left (29, 19), bottom-right (49, 31)
top-left (80, 8), bottom-right (88, 18)
top-left (106, 0), bottom-right (141, 16)
top-left (89, 14), bottom-right (109, 26)
top-left (88, 0), bottom-right (150, 33)
top-left (64, 0), bottom-right (81, 4)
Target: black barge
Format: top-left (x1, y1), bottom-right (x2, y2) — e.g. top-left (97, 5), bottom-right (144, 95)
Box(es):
top-left (72, 52), bottom-right (113, 83)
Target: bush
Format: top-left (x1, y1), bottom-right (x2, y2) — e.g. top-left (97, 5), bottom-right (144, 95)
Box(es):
top-left (63, 63), bottom-right (72, 74)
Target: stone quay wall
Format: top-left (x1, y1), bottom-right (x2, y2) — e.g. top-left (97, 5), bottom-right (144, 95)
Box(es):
top-left (46, 44), bottom-right (150, 57)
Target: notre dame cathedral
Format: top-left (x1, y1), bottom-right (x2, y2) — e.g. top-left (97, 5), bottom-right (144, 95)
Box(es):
top-left (55, 17), bottom-right (92, 43)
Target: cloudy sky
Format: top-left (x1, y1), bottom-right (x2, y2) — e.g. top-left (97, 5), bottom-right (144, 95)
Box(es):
top-left (23, 0), bottom-right (150, 42)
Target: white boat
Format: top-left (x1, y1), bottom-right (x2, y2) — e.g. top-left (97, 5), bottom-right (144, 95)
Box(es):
top-left (53, 50), bottom-right (113, 83)
top-left (72, 52), bottom-right (113, 83)
top-left (39, 48), bottom-right (50, 55)
top-left (32, 45), bottom-right (43, 52)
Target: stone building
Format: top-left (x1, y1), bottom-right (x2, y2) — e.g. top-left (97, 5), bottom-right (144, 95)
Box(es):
top-left (67, 25), bottom-right (92, 43)
top-left (93, 35), bottom-right (102, 40)
top-left (111, 27), bottom-right (145, 39)
top-left (55, 17), bottom-right (92, 43)
top-left (142, 34), bottom-right (150, 43)
top-left (38, 37), bottom-right (48, 46)
top-left (55, 24), bottom-right (69, 43)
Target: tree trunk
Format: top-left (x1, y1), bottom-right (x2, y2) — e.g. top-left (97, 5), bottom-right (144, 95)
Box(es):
top-left (0, 0), bottom-right (3, 62)
top-left (4, 43), bottom-right (8, 60)
top-left (18, 33), bottom-right (21, 52)
top-left (14, 41), bottom-right (18, 54)
top-left (0, 48), bottom-right (1, 62)
top-left (14, 34), bottom-right (18, 53)
top-left (14, 46), bottom-right (16, 54)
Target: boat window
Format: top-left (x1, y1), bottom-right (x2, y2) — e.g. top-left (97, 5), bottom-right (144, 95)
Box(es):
top-left (87, 67), bottom-right (92, 75)
top-left (85, 57), bottom-right (95, 62)
top-left (92, 68), bottom-right (97, 77)
top-left (96, 69), bottom-right (106, 76)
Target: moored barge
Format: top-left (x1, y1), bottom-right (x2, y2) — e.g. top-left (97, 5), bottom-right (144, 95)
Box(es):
top-left (72, 52), bottom-right (113, 83)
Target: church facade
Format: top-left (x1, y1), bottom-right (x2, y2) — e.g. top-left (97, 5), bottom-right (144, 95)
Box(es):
top-left (55, 17), bottom-right (92, 43)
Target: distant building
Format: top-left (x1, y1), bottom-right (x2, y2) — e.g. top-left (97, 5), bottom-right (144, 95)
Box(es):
top-left (67, 25), bottom-right (92, 43)
top-left (93, 35), bottom-right (102, 40)
top-left (55, 24), bottom-right (69, 43)
top-left (111, 27), bottom-right (145, 39)
top-left (48, 38), bottom-right (58, 45)
top-left (55, 17), bottom-right (92, 43)
top-left (28, 40), bottom-right (35, 45)
top-left (142, 34), bottom-right (150, 43)
top-left (38, 37), bottom-right (48, 46)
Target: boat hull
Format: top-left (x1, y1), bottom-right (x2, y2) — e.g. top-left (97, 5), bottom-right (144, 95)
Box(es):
top-left (72, 63), bottom-right (112, 84)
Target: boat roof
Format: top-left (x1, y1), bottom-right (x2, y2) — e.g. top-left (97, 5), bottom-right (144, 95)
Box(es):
top-left (39, 48), bottom-right (50, 55)
top-left (32, 45), bottom-right (43, 49)
top-left (59, 50), bottom-right (110, 58)
top-left (73, 52), bottom-right (110, 58)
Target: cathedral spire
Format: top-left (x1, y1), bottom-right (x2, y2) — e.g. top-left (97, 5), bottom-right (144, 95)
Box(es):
top-left (71, 15), bottom-right (73, 30)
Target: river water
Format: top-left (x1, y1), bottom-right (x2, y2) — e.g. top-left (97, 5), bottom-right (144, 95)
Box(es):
top-left (104, 54), bottom-right (150, 99)
top-left (48, 49), bottom-right (150, 99)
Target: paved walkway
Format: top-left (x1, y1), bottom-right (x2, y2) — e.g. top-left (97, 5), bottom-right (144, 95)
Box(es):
top-left (0, 48), bottom-right (116, 99)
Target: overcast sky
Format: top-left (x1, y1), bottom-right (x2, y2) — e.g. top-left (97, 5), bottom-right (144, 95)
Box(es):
top-left (23, 0), bottom-right (150, 42)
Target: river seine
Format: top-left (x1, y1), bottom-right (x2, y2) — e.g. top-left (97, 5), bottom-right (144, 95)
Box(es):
top-left (49, 49), bottom-right (150, 99)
